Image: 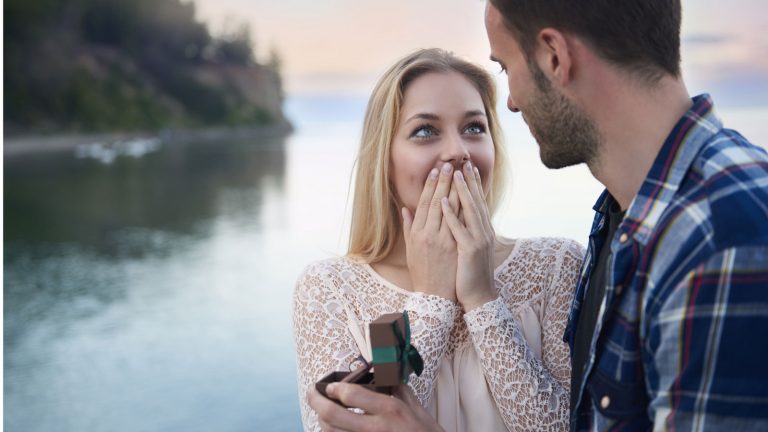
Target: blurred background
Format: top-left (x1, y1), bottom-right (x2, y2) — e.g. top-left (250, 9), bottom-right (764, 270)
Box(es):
top-left (4, 0), bottom-right (767, 431)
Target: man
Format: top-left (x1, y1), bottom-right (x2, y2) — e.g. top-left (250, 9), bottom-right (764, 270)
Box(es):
top-left (309, 1), bottom-right (768, 430)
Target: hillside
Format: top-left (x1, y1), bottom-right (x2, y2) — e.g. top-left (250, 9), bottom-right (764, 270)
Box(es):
top-left (4, 0), bottom-right (288, 135)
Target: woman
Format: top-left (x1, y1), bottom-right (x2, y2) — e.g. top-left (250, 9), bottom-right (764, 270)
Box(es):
top-left (293, 48), bottom-right (584, 431)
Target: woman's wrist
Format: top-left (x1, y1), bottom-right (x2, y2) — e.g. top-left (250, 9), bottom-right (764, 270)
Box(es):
top-left (460, 292), bottom-right (498, 312)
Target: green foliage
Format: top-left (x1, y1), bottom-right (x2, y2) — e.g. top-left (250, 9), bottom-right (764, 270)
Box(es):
top-left (208, 23), bottom-right (255, 65)
top-left (60, 68), bottom-right (178, 131)
top-left (4, 0), bottom-right (60, 42)
top-left (4, 0), bottom-right (281, 133)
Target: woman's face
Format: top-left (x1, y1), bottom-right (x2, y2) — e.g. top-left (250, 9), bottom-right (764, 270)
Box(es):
top-left (390, 71), bottom-right (495, 213)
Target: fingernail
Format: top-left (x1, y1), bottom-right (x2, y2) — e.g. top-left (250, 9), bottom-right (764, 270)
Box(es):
top-left (429, 168), bottom-right (438, 179)
top-left (465, 161), bottom-right (472, 171)
top-left (441, 197), bottom-right (449, 206)
top-left (474, 166), bottom-right (480, 177)
top-left (441, 163), bottom-right (453, 175)
top-left (326, 383), bottom-right (338, 397)
top-left (454, 171), bottom-right (464, 182)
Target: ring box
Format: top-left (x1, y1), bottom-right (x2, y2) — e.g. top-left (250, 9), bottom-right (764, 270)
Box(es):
top-left (314, 312), bottom-right (416, 407)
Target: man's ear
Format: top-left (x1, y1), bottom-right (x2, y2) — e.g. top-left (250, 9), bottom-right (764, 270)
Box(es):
top-left (534, 28), bottom-right (573, 86)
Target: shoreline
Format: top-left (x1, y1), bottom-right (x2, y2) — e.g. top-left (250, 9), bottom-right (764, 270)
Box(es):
top-left (3, 123), bottom-right (293, 158)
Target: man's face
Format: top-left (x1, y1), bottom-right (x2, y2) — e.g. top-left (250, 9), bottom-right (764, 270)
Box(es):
top-left (484, 2), bottom-right (600, 169)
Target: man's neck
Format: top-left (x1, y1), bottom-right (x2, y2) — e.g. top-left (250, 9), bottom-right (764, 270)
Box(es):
top-left (585, 74), bottom-right (692, 211)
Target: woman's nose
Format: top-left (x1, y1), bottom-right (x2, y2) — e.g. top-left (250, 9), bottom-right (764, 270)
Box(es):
top-left (441, 132), bottom-right (470, 164)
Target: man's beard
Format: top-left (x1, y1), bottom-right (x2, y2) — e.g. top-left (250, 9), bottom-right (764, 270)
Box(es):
top-left (524, 62), bottom-right (601, 169)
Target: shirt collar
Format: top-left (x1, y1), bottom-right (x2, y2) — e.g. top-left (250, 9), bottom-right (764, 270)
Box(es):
top-left (592, 189), bottom-right (612, 214)
top-left (620, 93), bottom-right (722, 245)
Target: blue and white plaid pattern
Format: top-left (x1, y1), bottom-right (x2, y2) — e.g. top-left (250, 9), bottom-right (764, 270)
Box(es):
top-left (565, 94), bottom-right (768, 431)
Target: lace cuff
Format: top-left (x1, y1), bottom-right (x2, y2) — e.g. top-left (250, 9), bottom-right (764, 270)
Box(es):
top-left (403, 292), bottom-right (460, 327)
top-left (463, 296), bottom-right (515, 333)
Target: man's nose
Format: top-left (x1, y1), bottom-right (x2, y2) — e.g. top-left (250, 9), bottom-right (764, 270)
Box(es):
top-left (507, 94), bottom-right (520, 113)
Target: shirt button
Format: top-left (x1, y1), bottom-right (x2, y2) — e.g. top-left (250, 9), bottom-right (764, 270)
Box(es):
top-left (619, 233), bottom-right (629, 243)
top-left (600, 395), bottom-right (611, 409)
top-left (615, 284), bottom-right (624, 295)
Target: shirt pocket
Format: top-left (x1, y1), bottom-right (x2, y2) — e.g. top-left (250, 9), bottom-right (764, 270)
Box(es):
top-left (586, 368), bottom-right (649, 420)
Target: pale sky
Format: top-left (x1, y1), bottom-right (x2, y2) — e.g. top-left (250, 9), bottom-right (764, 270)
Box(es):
top-left (193, 0), bottom-right (768, 106)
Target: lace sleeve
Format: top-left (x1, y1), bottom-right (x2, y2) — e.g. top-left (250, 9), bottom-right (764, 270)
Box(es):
top-left (541, 240), bottom-right (583, 388)
top-left (403, 293), bottom-right (460, 408)
top-left (464, 239), bottom-right (584, 432)
top-left (292, 263), bottom-right (366, 432)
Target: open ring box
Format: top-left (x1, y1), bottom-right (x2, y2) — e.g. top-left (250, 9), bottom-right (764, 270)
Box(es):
top-left (315, 311), bottom-right (423, 407)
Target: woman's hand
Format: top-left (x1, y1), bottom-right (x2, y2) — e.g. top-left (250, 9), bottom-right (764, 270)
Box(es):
top-left (440, 161), bottom-right (498, 311)
top-left (309, 384), bottom-right (444, 432)
top-left (402, 162), bottom-right (460, 302)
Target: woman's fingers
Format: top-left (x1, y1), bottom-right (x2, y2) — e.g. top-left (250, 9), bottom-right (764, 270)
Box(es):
top-left (464, 163), bottom-right (493, 234)
top-left (448, 181), bottom-right (460, 215)
top-left (308, 388), bottom-right (360, 432)
top-left (463, 161), bottom-right (483, 201)
top-left (440, 197), bottom-right (472, 244)
top-left (452, 170), bottom-right (483, 236)
top-left (425, 163), bottom-right (454, 231)
top-left (440, 181), bottom-right (461, 236)
top-left (411, 167), bottom-right (439, 230)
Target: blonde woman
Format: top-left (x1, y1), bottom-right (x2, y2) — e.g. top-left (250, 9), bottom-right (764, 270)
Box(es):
top-left (293, 49), bottom-right (584, 432)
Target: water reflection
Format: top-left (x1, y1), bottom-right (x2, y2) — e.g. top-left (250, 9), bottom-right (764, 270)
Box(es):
top-left (4, 132), bottom-right (298, 431)
top-left (5, 134), bottom-right (286, 249)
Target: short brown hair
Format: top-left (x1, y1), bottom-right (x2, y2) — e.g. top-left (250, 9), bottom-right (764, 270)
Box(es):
top-left (490, 0), bottom-right (682, 83)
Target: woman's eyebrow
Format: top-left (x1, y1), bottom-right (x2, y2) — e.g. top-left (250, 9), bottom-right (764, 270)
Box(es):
top-left (465, 110), bottom-right (486, 118)
top-left (405, 113), bottom-right (440, 124)
top-left (406, 110), bottom-right (486, 124)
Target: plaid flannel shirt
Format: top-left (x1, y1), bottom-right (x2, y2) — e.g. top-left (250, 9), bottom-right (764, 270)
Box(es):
top-left (566, 94), bottom-right (768, 431)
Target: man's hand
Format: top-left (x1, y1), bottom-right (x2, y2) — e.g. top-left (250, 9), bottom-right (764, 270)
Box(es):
top-left (308, 383), bottom-right (443, 432)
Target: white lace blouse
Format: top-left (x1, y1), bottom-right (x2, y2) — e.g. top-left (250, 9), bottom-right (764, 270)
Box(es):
top-left (293, 237), bottom-right (585, 432)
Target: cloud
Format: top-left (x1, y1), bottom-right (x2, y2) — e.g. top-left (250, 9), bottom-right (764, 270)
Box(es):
top-left (285, 72), bottom-right (378, 95)
top-left (687, 63), bottom-right (768, 107)
top-left (683, 33), bottom-right (735, 45)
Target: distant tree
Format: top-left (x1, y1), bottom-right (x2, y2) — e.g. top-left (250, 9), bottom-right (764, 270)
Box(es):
top-left (267, 45), bottom-right (282, 72)
top-left (4, 0), bottom-right (284, 132)
top-left (212, 22), bottom-right (255, 65)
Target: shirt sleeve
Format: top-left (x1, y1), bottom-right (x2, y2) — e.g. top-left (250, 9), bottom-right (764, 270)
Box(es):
top-left (463, 240), bottom-right (582, 432)
top-left (648, 245), bottom-right (768, 430)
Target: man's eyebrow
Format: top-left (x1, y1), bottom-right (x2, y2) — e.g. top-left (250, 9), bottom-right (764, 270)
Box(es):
top-left (489, 55), bottom-right (499, 63)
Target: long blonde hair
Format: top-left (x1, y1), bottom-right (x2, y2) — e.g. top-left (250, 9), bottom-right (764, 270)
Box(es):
top-left (347, 48), bottom-right (508, 263)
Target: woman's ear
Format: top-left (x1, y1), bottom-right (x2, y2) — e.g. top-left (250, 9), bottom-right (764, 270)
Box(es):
top-left (534, 28), bottom-right (573, 87)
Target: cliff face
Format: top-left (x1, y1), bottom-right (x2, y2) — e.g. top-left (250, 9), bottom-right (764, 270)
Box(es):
top-left (4, 0), bottom-right (288, 135)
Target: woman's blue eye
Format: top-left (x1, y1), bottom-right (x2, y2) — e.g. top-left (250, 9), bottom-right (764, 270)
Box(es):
top-left (411, 125), bottom-right (437, 139)
top-left (464, 123), bottom-right (486, 135)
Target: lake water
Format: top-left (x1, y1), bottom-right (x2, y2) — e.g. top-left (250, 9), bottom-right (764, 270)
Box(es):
top-left (4, 95), bottom-right (767, 431)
